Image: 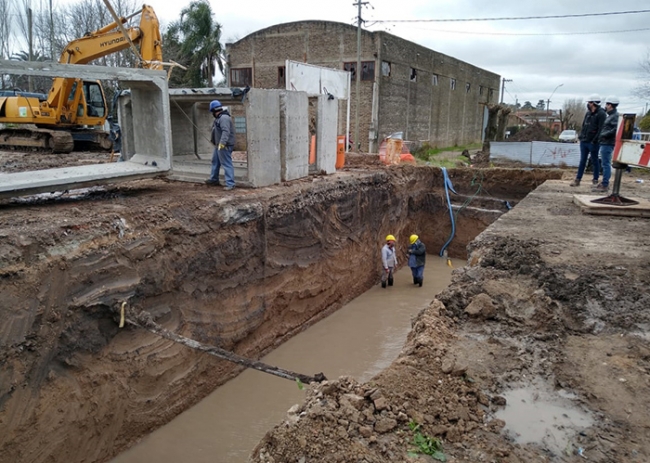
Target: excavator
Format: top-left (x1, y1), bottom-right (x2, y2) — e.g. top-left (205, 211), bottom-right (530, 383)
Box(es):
top-left (0, 4), bottom-right (163, 153)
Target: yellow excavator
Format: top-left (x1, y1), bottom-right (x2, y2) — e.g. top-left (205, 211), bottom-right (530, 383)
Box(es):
top-left (0, 4), bottom-right (162, 153)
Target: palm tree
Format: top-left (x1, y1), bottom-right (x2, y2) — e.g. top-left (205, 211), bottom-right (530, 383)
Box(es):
top-left (173, 0), bottom-right (224, 88)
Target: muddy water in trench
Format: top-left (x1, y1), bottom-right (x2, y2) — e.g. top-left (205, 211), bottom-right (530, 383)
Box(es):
top-left (111, 256), bottom-right (462, 463)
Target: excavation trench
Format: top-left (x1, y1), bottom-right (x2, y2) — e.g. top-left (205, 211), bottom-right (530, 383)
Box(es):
top-left (0, 167), bottom-right (562, 463)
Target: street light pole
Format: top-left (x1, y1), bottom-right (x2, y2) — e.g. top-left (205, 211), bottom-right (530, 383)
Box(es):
top-left (546, 83), bottom-right (564, 134)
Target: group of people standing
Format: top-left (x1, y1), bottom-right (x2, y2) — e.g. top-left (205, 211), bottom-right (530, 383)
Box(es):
top-left (570, 94), bottom-right (620, 192)
top-left (380, 234), bottom-right (426, 288)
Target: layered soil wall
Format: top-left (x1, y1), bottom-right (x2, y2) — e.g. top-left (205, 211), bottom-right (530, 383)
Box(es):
top-left (0, 167), bottom-right (560, 463)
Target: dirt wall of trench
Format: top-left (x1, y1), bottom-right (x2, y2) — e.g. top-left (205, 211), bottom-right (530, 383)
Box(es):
top-left (0, 167), bottom-right (561, 463)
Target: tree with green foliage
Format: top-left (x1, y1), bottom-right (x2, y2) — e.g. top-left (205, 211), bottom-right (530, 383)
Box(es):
top-left (163, 0), bottom-right (224, 88)
top-left (638, 111), bottom-right (650, 132)
top-left (521, 101), bottom-right (534, 110)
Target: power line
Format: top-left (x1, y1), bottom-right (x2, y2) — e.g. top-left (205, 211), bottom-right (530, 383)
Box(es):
top-left (399, 26), bottom-right (650, 36)
top-left (372, 9), bottom-right (650, 23)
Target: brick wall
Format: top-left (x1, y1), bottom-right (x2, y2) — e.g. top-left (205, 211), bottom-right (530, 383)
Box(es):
top-left (226, 21), bottom-right (500, 152)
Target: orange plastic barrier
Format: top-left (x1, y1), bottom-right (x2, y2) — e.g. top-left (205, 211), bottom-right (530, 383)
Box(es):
top-left (336, 135), bottom-right (346, 169)
top-left (309, 135), bottom-right (316, 164)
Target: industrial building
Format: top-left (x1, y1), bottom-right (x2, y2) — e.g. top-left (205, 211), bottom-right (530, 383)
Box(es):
top-left (225, 21), bottom-right (501, 152)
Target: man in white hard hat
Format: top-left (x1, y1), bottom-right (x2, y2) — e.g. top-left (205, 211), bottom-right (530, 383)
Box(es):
top-left (570, 94), bottom-right (606, 187)
top-left (593, 96), bottom-right (620, 192)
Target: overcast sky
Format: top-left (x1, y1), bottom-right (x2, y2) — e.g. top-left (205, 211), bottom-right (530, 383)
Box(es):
top-left (70, 0), bottom-right (650, 114)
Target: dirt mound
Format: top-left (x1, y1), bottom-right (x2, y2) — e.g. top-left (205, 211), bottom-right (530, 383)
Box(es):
top-left (251, 300), bottom-right (528, 462)
top-left (508, 122), bottom-right (554, 142)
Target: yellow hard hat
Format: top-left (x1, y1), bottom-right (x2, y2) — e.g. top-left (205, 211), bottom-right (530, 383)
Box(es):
top-left (385, 234), bottom-right (396, 242)
top-left (409, 234), bottom-right (419, 245)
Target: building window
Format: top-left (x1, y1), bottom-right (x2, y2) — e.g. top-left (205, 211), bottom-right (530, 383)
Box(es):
top-left (432, 74), bottom-right (438, 86)
top-left (479, 85), bottom-right (484, 95)
top-left (230, 67), bottom-right (252, 87)
top-left (488, 88), bottom-right (494, 101)
top-left (344, 61), bottom-right (375, 81)
top-left (278, 66), bottom-right (286, 88)
top-left (410, 68), bottom-right (417, 82)
top-left (466, 82), bottom-right (471, 93)
top-left (234, 116), bottom-right (247, 134)
top-left (450, 78), bottom-right (456, 90)
top-left (381, 61), bottom-right (391, 77)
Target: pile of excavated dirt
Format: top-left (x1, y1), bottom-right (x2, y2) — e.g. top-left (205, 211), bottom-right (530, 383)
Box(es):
top-left (250, 178), bottom-right (650, 463)
top-left (508, 122), bottom-right (554, 142)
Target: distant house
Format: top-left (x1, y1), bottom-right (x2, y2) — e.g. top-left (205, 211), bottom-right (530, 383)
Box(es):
top-left (511, 110), bottom-right (562, 136)
top-left (225, 21), bottom-right (501, 152)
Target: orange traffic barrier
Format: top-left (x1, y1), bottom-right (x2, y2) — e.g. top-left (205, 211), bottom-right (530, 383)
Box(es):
top-left (309, 135), bottom-right (316, 164)
top-left (336, 135), bottom-right (346, 169)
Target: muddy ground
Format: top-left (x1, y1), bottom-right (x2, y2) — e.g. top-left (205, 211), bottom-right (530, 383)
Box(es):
top-left (1, 149), bottom-right (648, 463)
top-left (249, 178), bottom-right (650, 463)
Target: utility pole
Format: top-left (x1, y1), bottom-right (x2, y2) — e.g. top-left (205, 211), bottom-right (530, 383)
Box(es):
top-left (500, 78), bottom-right (512, 104)
top-left (354, 0), bottom-right (369, 152)
top-left (27, 7), bottom-right (33, 92)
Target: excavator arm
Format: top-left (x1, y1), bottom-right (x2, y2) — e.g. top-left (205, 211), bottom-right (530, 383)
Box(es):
top-left (48, 4), bottom-right (163, 115)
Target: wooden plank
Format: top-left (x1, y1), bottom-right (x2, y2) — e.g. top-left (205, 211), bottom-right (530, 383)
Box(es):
top-left (573, 194), bottom-right (650, 218)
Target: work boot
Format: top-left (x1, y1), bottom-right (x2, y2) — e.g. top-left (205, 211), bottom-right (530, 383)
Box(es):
top-left (204, 179), bottom-right (220, 186)
top-left (418, 278), bottom-right (423, 287)
top-left (413, 276), bottom-right (418, 285)
top-left (388, 277), bottom-right (394, 286)
top-left (569, 179), bottom-right (580, 187)
top-left (592, 183), bottom-right (609, 192)
top-left (381, 281), bottom-right (387, 288)
top-left (592, 179), bottom-right (599, 185)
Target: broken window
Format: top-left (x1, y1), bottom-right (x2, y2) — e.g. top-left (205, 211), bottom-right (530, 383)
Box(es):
top-left (344, 61), bottom-right (375, 81)
top-left (278, 66), bottom-right (286, 88)
top-left (450, 78), bottom-right (456, 90)
top-left (466, 82), bottom-right (471, 93)
top-left (410, 68), bottom-right (417, 82)
top-left (432, 74), bottom-right (438, 86)
top-left (381, 61), bottom-right (391, 77)
top-left (230, 67), bottom-right (252, 87)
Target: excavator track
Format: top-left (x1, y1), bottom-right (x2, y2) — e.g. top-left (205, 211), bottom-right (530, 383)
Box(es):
top-left (0, 127), bottom-right (75, 153)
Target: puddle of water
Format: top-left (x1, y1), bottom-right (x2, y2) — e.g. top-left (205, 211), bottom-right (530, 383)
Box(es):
top-left (496, 383), bottom-right (593, 455)
top-left (110, 256), bottom-right (461, 463)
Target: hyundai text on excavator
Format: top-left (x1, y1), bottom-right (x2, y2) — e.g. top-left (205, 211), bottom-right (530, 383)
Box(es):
top-left (0, 4), bottom-right (162, 153)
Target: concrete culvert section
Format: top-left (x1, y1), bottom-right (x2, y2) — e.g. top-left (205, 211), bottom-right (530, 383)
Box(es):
top-left (2, 166), bottom-right (587, 463)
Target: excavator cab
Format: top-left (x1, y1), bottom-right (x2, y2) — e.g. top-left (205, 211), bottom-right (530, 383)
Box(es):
top-left (83, 81), bottom-right (106, 119)
top-left (66, 80), bottom-right (106, 122)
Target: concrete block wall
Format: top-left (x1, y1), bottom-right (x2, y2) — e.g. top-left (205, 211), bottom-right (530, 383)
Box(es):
top-left (316, 94), bottom-right (338, 174)
top-left (245, 89), bottom-right (282, 187)
top-left (280, 91), bottom-right (310, 181)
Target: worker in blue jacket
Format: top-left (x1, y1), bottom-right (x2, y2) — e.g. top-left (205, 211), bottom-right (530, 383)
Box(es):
top-left (408, 234), bottom-right (426, 287)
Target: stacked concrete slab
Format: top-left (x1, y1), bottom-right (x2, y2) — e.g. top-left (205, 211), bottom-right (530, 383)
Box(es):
top-left (0, 60), bottom-right (172, 199)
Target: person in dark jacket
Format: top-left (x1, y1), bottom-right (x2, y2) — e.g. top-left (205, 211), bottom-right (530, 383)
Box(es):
top-left (408, 234), bottom-right (426, 287)
top-left (571, 94), bottom-right (606, 187)
top-left (593, 96), bottom-right (620, 192)
top-left (205, 100), bottom-right (236, 190)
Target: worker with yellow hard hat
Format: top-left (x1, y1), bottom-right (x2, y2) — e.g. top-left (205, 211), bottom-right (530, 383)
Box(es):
top-left (407, 234), bottom-right (426, 287)
top-left (381, 234), bottom-right (398, 288)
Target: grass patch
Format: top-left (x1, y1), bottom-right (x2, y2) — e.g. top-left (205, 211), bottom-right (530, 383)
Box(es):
top-left (411, 142), bottom-right (480, 167)
top-left (407, 421), bottom-right (446, 461)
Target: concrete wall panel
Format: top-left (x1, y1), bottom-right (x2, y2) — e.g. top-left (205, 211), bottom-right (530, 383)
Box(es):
top-left (280, 91), bottom-right (309, 181)
top-left (316, 95), bottom-right (338, 174)
top-left (246, 89), bottom-right (281, 187)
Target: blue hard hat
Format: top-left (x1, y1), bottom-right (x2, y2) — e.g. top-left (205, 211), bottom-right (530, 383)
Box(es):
top-left (209, 100), bottom-right (222, 112)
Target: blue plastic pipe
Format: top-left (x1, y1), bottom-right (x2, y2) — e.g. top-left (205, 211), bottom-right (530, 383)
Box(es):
top-left (440, 167), bottom-right (458, 257)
